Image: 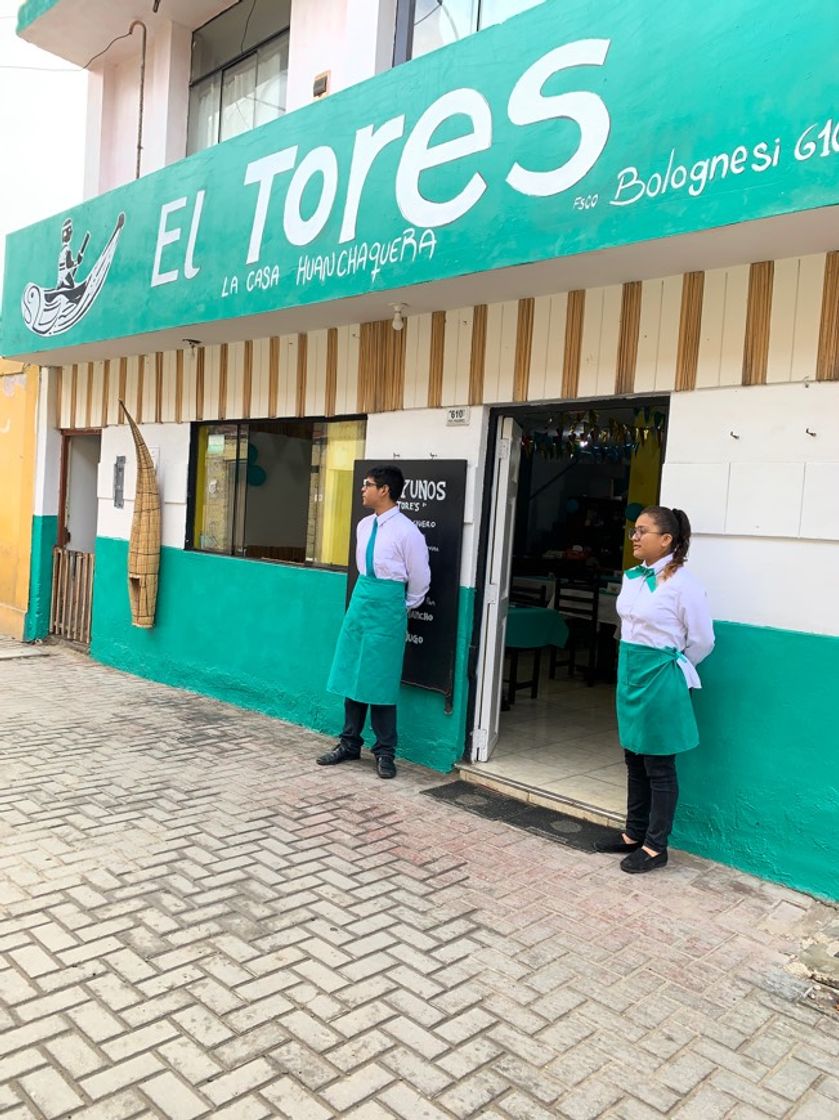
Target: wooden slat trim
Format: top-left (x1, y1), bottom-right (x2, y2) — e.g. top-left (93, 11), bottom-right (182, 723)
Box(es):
top-left (512, 297), bottom-right (535, 402)
top-left (69, 364), bottom-right (78, 429)
top-left (742, 261), bottom-right (774, 386)
top-left (295, 333), bottom-right (307, 417)
top-left (615, 281), bottom-right (642, 395)
top-left (357, 323), bottom-right (373, 413)
top-left (101, 360), bottom-right (110, 427)
top-left (469, 304), bottom-right (487, 405)
top-left (242, 340), bottom-right (254, 418)
top-left (218, 343), bottom-right (229, 420)
top-left (195, 347), bottom-right (205, 421)
top-left (675, 271), bottom-right (705, 391)
top-left (358, 321), bottom-right (386, 413)
top-left (387, 321), bottom-right (406, 412)
top-left (816, 251), bottom-right (839, 381)
top-left (85, 362), bottom-right (94, 428)
top-left (136, 355), bottom-right (145, 422)
top-left (154, 352), bottom-right (164, 422)
top-left (175, 350), bottom-right (184, 423)
top-left (427, 311), bottom-right (446, 408)
top-left (268, 337), bottom-right (280, 416)
top-left (561, 291), bottom-right (585, 398)
top-left (325, 328), bottom-right (338, 416)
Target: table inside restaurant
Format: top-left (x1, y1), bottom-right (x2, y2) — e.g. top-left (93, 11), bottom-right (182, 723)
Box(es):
top-left (511, 575), bottom-right (620, 627)
top-left (506, 605), bottom-right (569, 650)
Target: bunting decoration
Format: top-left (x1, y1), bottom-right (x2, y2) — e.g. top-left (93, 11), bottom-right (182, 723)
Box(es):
top-left (521, 409), bottom-right (666, 462)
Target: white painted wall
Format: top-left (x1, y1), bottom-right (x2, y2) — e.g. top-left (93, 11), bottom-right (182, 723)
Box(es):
top-left (0, 3), bottom-right (87, 294)
top-left (32, 370), bottom-right (62, 517)
top-left (365, 407), bottom-right (490, 587)
top-left (661, 381), bottom-right (839, 637)
top-left (92, 19), bottom-right (192, 194)
top-left (84, 0), bottom-right (398, 191)
top-left (97, 422), bottom-right (191, 549)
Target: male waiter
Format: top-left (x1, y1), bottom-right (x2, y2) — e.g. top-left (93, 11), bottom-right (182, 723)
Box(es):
top-left (317, 464), bottom-right (430, 779)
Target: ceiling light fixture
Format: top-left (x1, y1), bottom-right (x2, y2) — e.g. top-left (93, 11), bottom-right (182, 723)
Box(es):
top-left (391, 303), bottom-right (406, 331)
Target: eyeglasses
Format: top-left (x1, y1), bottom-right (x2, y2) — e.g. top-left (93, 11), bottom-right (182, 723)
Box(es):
top-left (628, 528), bottom-right (664, 540)
top-left (361, 481), bottom-right (380, 490)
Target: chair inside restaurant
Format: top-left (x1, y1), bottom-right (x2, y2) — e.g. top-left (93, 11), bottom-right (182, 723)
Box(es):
top-left (490, 401), bottom-right (668, 816)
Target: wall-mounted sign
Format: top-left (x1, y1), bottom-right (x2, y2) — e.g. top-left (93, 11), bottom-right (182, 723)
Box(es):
top-left (347, 459), bottom-right (467, 708)
top-left (3, 0), bottom-right (839, 359)
top-left (446, 406), bottom-right (471, 427)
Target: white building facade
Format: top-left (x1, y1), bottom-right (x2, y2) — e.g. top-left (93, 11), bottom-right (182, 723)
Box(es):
top-left (4, 0), bottom-right (839, 900)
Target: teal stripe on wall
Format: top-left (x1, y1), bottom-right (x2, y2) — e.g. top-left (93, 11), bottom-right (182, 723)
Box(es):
top-left (90, 538), bottom-right (474, 773)
top-left (677, 621), bottom-right (839, 901)
top-left (24, 515), bottom-right (57, 642)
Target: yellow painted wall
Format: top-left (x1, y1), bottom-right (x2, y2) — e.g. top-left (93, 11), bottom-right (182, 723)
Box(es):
top-left (622, 418), bottom-right (664, 569)
top-left (0, 361), bottom-right (38, 639)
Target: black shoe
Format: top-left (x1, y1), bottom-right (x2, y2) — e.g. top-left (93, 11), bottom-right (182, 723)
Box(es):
top-left (316, 743), bottom-right (361, 766)
top-left (376, 755), bottom-right (397, 779)
top-left (620, 848), bottom-right (668, 874)
top-left (594, 834), bottom-right (642, 854)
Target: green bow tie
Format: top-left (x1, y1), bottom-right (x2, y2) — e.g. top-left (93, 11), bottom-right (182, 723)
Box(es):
top-left (626, 564), bottom-right (659, 591)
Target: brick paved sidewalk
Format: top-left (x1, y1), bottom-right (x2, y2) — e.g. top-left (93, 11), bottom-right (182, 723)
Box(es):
top-left (0, 649), bottom-right (837, 1120)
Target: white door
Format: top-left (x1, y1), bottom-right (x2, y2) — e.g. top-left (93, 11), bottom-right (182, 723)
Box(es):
top-left (471, 416), bottom-right (522, 762)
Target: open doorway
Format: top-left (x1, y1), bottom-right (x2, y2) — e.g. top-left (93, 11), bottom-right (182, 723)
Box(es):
top-left (469, 398), bottom-right (668, 819)
top-left (50, 432), bottom-right (101, 645)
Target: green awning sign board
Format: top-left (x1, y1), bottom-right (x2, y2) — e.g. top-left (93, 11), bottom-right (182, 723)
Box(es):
top-left (3, 0), bottom-right (838, 357)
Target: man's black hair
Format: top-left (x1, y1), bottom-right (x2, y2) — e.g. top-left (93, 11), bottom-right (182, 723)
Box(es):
top-left (367, 464), bottom-right (405, 502)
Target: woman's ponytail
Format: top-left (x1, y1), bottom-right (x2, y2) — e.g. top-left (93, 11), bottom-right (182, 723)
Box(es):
top-left (640, 506), bottom-right (692, 580)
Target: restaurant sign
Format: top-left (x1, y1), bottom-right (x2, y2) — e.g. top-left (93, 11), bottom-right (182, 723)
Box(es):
top-left (3, 0), bottom-right (839, 357)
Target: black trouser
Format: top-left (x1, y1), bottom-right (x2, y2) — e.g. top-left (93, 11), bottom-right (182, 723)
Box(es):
top-left (340, 698), bottom-right (397, 759)
top-left (624, 750), bottom-right (678, 852)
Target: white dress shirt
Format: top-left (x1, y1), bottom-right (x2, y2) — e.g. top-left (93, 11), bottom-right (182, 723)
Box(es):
top-left (356, 506), bottom-right (431, 610)
top-left (616, 553), bottom-right (715, 689)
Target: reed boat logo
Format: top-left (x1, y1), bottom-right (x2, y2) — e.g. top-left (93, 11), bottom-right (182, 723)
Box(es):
top-left (21, 212), bottom-right (125, 337)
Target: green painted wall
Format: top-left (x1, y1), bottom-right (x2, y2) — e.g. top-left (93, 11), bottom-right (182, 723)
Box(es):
top-left (16, 0), bottom-right (56, 33)
top-left (23, 514), bottom-right (57, 641)
top-left (90, 537), bottom-right (474, 772)
top-left (676, 622), bottom-right (839, 901)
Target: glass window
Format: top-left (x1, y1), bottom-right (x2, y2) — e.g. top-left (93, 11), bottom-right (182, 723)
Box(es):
top-left (192, 424), bottom-right (247, 554)
top-left (187, 0), bottom-right (291, 155)
top-left (404, 0), bottom-right (545, 61)
top-left (255, 36), bottom-right (289, 128)
top-left (220, 53), bottom-right (257, 142)
top-left (478, 0), bottom-right (544, 29)
top-left (189, 418), bottom-right (366, 568)
top-left (411, 0), bottom-right (478, 60)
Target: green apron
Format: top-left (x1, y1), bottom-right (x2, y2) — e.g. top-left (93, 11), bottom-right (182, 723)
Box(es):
top-left (616, 641), bottom-right (699, 756)
top-left (327, 520), bottom-right (407, 706)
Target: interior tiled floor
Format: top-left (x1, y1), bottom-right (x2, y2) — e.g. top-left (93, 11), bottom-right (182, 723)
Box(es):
top-left (481, 664), bottom-right (626, 815)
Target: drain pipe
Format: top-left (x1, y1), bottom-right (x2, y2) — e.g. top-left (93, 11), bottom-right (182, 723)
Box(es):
top-left (129, 20), bottom-right (148, 180)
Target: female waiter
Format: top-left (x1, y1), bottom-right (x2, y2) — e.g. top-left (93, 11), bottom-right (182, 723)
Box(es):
top-left (596, 506), bottom-right (714, 873)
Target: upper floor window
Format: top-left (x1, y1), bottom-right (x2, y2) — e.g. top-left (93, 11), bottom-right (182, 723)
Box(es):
top-left (187, 0), bottom-right (291, 155)
top-left (396, 0), bottom-right (544, 62)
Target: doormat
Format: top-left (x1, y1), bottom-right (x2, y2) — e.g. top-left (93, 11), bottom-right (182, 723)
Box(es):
top-left (421, 780), bottom-right (616, 853)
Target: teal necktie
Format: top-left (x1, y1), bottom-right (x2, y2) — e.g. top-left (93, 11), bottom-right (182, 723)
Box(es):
top-left (626, 564), bottom-right (659, 592)
top-left (365, 518), bottom-right (378, 578)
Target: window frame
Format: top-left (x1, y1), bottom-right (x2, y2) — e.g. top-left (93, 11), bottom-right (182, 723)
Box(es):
top-left (184, 414), bottom-right (367, 573)
top-left (393, 0), bottom-right (540, 64)
top-left (187, 16), bottom-right (291, 154)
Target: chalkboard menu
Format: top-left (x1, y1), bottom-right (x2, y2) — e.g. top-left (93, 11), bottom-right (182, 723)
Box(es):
top-left (346, 460), bottom-right (467, 709)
